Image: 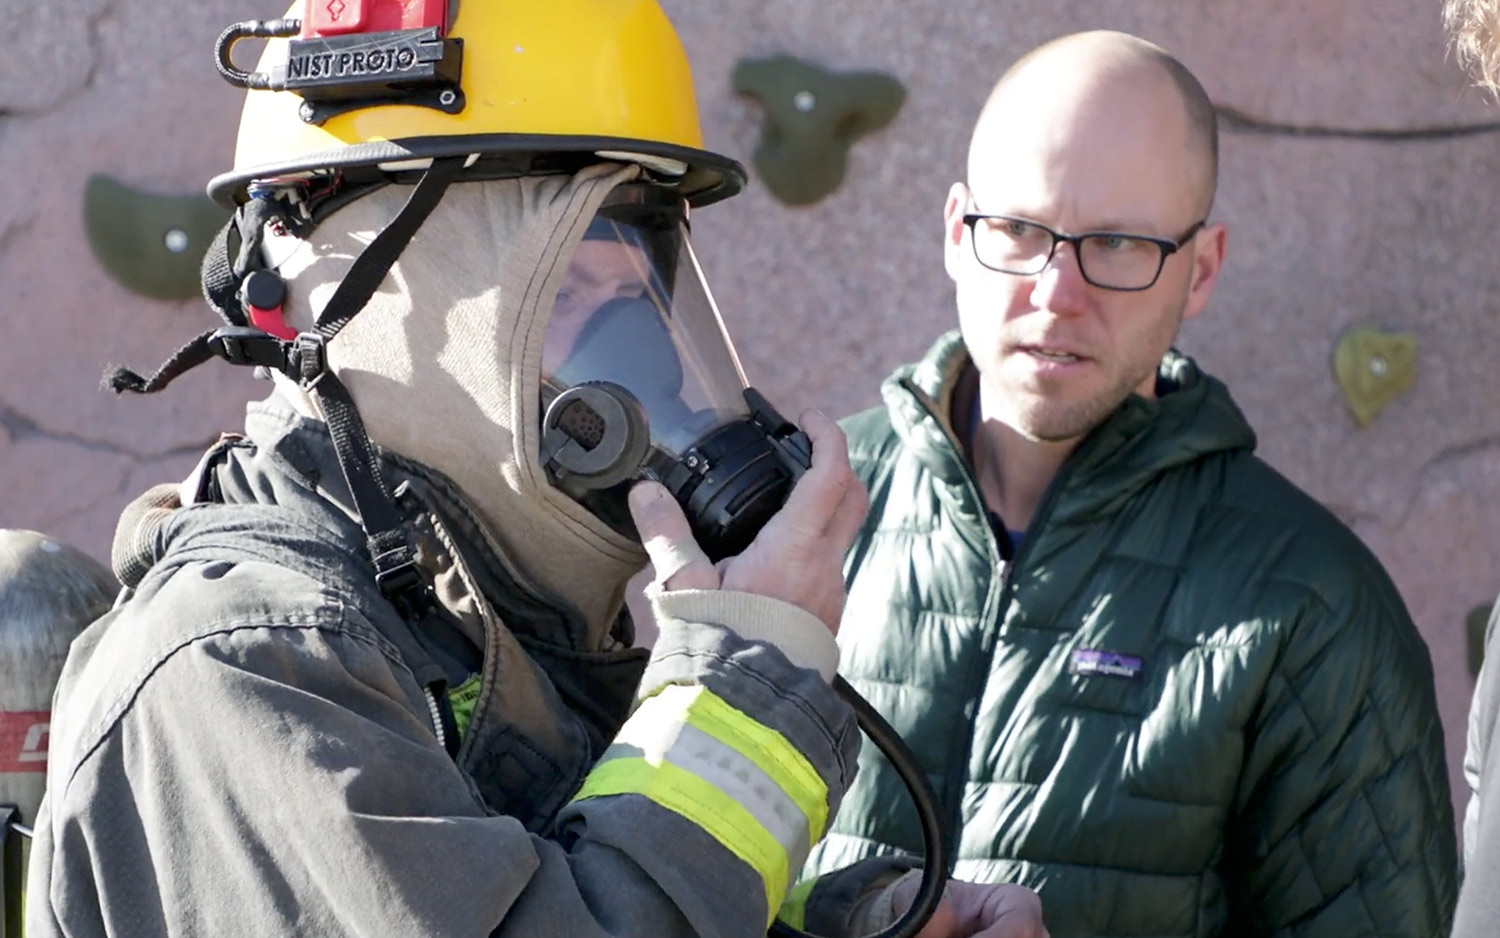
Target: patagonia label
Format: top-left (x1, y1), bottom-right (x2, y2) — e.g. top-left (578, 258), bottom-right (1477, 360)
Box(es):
top-left (1070, 648), bottom-right (1143, 680)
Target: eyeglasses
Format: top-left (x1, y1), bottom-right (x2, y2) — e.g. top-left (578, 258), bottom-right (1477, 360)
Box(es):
top-left (961, 212), bottom-right (1206, 292)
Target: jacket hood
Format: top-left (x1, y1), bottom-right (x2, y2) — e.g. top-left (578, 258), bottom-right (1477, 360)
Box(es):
top-left (882, 330), bottom-right (1257, 523)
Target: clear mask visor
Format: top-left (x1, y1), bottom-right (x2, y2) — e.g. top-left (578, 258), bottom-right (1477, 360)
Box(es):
top-left (540, 195), bottom-right (750, 458)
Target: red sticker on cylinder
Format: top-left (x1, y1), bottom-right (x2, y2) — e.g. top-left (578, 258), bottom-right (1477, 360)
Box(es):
top-left (0, 711), bottom-right (50, 773)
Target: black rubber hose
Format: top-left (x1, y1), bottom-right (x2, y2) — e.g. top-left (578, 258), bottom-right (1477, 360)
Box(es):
top-left (769, 674), bottom-right (950, 938)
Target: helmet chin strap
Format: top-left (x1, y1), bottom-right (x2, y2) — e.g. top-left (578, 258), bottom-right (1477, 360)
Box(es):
top-left (103, 156), bottom-right (464, 618)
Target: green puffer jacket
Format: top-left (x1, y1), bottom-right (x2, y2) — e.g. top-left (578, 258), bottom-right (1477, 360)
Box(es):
top-left (804, 331), bottom-right (1457, 938)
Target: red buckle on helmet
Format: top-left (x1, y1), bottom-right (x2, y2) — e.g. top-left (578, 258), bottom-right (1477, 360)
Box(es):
top-left (248, 304), bottom-right (297, 341)
top-left (239, 270), bottom-right (297, 340)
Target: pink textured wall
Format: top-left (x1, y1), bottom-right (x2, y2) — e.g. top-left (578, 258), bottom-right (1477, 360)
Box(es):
top-left (2, 0), bottom-right (1496, 822)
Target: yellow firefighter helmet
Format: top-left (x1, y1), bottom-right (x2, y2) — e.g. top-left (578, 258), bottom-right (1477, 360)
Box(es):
top-left (209, 0), bottom-right (743, 207)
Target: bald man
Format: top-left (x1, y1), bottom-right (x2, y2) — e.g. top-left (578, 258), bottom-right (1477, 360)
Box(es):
top-left (802, 31), bottom-right (1457, 938)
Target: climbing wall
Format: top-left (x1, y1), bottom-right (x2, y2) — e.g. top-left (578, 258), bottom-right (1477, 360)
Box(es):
top-left (1, 0), bottom-right (1496, 819)
top-left (0, 0), bottom-right (264, 560)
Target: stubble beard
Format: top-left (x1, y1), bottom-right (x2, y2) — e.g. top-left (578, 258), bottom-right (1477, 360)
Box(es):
top-left (992, 359), bottom-right (1158, 443)
top-left (962, 287), bottom-right (1187, 444)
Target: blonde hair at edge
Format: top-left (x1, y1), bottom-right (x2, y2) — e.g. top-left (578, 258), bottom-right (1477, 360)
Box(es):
top-left (1446, 0), bottom-right (1500, 93)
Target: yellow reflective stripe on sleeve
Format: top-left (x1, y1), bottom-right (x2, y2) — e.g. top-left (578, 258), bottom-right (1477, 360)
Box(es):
top-left (778, 876), bottom-right (819, 930)
top-left (570, 684), bottom-right (833, 927)
top-left (611, 722), bottom-right (813, 862)
top-left (573, 756), bottom-right (791, 924)
top-left (660, 685), bottom-right (829, 843)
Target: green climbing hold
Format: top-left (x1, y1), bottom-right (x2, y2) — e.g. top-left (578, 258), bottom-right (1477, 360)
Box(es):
top-left (1332, 327), bottom-right (1417, 427)
top-left (83, 174), bottom-right (230, 302)
top-left (733, 55), bottom-right (905, 207)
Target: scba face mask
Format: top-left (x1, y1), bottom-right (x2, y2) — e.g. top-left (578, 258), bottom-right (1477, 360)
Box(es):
top-left (539, 185), bottom-right (810, 560)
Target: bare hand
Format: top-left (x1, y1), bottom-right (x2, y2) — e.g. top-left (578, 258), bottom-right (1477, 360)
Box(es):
top-left (627, 408), bottom-right (868, 634)
top-left (894, 877), bottom-right (1048, 938)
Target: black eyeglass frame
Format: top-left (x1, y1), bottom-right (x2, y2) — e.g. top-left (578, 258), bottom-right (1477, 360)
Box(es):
top-left (960, 212), bottom-right (1207, 292)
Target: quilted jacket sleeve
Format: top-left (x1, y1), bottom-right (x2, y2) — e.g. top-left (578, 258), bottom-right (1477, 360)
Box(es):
top-left (1228, 569), bottom-right (1457, 938)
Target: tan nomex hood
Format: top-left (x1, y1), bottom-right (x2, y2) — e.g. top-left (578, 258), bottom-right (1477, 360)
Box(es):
top-left (265, 163), bottom-right (647, 646)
